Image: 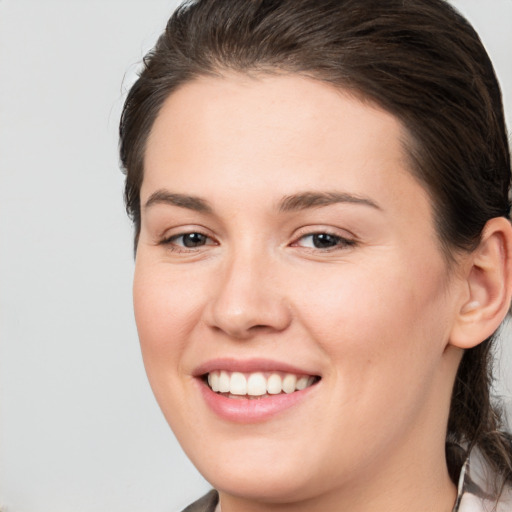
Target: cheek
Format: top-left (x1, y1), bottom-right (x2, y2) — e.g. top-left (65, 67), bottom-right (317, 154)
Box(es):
top-left (132, 259), bottom-right (211, 435)
top-left (293, 256), bottom-right (451, 379)
top-left (132, 259), bottom-right (206, 369)
top-left (286, 258), bottom-right (454, 460)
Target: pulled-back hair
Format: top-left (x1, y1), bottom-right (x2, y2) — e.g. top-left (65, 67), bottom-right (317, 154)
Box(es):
top-left (119, 0), bottom-right (512, 485)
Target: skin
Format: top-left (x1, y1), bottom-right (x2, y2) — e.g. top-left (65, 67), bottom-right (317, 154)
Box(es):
top-left (134, 74), bottom-right (473, 512)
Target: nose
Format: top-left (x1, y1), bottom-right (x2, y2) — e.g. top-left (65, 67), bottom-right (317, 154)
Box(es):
top-left (204, 249), bottom-right (292, 340)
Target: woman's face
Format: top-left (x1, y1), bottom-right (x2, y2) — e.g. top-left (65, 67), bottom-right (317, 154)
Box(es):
top-left (134, 75), bottom-right (464, 503)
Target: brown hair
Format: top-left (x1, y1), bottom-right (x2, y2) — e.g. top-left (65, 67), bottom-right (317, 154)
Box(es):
top-left (119, 0), bottom-right (512, 486)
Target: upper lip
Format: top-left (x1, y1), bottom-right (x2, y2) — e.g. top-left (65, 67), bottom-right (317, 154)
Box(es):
top-left (192, 358), bottom-right (320, 377)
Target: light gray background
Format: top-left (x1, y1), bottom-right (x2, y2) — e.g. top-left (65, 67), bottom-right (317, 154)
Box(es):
top-left (0, 1), bottom-right (511, 511)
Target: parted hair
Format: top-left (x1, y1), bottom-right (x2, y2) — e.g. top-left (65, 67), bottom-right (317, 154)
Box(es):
top-left (119, 0), bottom-right (512, 486)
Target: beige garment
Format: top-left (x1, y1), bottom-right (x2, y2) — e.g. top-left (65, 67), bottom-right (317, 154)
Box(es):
top-left (454, 447), bottom-right (512, 512)
top-left (181, 489), bottom-right (218, 512)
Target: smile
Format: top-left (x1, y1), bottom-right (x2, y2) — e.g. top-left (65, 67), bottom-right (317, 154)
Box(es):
top-left (194, 359), bottom-right (321, 422)
top-left (206, 370), bottom-right (319, 399)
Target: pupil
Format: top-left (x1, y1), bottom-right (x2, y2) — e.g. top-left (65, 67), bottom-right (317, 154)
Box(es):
top-left (313, 233), bottom-right (337, 248)
top-left (183, 233), bottom-right (206, 247)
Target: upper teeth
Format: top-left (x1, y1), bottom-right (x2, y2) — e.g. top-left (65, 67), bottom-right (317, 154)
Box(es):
top-left (207, 371), bottom-right (316, 396)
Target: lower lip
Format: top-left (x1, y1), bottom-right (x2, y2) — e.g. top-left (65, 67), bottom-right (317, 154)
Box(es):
top-left (197, 379), bottom-right (317, 423)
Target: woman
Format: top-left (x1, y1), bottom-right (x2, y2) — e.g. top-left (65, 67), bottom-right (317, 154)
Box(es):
top-left (119, 0), bottom-right (512, 510)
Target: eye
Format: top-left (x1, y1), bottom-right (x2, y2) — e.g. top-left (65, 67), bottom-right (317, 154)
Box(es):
top-left (294, 232), bottom-right (355, 250)
top-left (175, 232), bottom-right (209, 248)
top-left (160, 231), bottom-right (216, 251)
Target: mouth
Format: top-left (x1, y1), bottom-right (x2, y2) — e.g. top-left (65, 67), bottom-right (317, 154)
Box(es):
top-left (203, 370), bottom-right (321, 399)
top-left (194, 358), bottom-right (322, 422)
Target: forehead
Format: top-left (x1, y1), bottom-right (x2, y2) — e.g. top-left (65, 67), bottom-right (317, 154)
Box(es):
top-left (147, 73), bottom-right (405, 153)
top-left (145, 74), bottom-right (409, 187)
top-left (142, 74), bottom-right (432, 228)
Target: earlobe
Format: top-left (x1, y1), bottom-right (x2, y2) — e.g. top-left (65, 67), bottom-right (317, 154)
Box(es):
top-left (449, 217), bottom-right (512, 349)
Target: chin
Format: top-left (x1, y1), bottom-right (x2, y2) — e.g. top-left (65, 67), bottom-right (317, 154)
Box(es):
top-left (185, 438), bottom-right (329, 504)
top-left (204, 465), bottom-right (313, 504)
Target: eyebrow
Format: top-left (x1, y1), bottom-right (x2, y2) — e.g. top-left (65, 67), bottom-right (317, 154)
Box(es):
top-left (278, 191), bottom-right (381, 212)
top-left (143, 189), bottom-right (380, 214)
top-left (144, 190), bottom-right (213, 213)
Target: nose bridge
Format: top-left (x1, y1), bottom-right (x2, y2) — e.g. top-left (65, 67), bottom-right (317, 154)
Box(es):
top-left (207, 238), bottom-right (290, 338)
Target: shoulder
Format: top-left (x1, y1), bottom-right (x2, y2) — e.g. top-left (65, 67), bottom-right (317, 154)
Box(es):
top-left (180, 490), bottom-right (219, 512)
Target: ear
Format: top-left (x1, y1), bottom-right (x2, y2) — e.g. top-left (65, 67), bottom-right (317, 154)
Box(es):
top-left (449, 217), bottom-right (512, 349)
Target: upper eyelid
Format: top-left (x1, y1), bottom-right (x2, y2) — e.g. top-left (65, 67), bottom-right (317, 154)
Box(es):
top-left (292, 225), bottom-right (357, 241)
top-left (157, 224), bottom-right (215, 240)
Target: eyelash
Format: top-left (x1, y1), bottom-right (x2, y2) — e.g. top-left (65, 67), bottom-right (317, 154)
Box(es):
top-left (159, 230), bottom-right (356, 253)
top-left (159, 231), bottom-right (216, 253)
top-left (293, 232), bottom-right (356, 251)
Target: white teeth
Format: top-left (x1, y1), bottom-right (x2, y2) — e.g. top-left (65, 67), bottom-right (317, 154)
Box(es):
top-left (267, 373), bottom-right (282, 395)
top-left (207, 370), bottom-right (318, 396)
top-left (282, 374), bottom-right (297, 394)
top-left (208, 371), bottom-right (220, 392)
top-left (296, 375), bottom-right (309, 390)
top-left (230, 372), bottom-right (247, 395)
top-left (218, 370), bottom-right (230, 392)
top-left (247, 372), bottom-right (267, 396)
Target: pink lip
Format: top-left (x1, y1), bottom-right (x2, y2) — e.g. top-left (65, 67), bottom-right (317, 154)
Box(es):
top-left (193, 357), bottom-right (318, 377)
top-left (197, 379), bottom-right (318, 423)
top-left (193, 358), bottom-right (320, 424)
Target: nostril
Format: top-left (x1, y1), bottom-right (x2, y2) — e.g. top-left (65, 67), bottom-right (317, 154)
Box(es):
top-left (208, 322), bottom-right (284, 340)
top-left (251, 324), bottom-right (276, 332)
